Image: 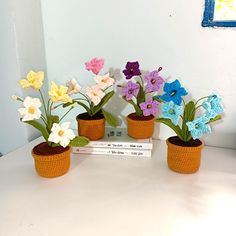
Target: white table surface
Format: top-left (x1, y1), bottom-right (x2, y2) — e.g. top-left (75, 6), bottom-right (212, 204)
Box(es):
top-left (1, 138), bottom-right (236, 236)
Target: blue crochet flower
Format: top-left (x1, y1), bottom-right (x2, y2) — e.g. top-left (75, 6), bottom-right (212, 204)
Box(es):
top-left (161, 101), bottom-right (183, 125)
top-left (186, 116), bottom-right (211, 140)
top-left (202, 94), bottom-right (224, 119)
top-left (161, 80), bottom-right (188, 105)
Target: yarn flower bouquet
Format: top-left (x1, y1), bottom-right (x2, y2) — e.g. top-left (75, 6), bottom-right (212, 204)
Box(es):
top-left (119, 61), bottom-right (164, 139)
top-left (63, 58), bottom-right (118, 140)
top-left (13, 70), bottom-right (89, 178)
top-left (156, 79), bottom-right (224, 173)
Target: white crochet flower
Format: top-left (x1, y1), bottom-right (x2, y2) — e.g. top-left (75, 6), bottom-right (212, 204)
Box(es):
top-left (85, 85), bottom-right (105, 105)
top-left (18, 96), bottom-right (42, 122)
top-left (94, 73), bottom-right (114, 89)
top-left (48, 122), bottom-right (75, 148)
top-left (66, 78), bottom-right (81, 95)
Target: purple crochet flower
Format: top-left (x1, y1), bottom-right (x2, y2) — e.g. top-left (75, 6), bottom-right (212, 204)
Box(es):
top-left (144, 70), bottom-right (164, 92)
top-left (122, 61), bottom-right (141, 80)
top-left (121, 81), bottom-right (140, 101)
top-left (140, 98), bottom-right (159, 116)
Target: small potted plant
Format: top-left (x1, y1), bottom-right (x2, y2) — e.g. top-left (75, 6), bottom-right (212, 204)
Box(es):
top-left (13, 70), bottom-right (89, 178)
top-left (156, 79), bottom-right (224, 173)
top-left (119, 61), bottom-right (164, 139)
top-left (64, 58), bottom-right (118, 140)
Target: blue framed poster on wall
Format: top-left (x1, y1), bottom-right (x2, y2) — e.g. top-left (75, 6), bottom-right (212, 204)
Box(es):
top-left (202, 0), bottom-right (236, 27)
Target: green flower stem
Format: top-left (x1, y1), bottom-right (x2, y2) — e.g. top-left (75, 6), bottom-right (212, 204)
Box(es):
top-left (102, 85), bottom-right (112, 92)
top-left (182, 98), bottom-right (186, 106)
top-left (49, 101), bottom-right (54, 117)
top-left (46, 99), bottom-right (51, 114)
top-left (90, 103), bottom-right (95, 116)
top-left (52, 103), bottom-right (63, 110)
top-left (195, 96), bottom-right (209, 105)
top-left (74, 98), bottom-right (89, 103)
top-left (190, 105), bottom-right (202, 117)
top-left (79, 92), bottom-right (91, 105)
top-left (139, 75), bottom-right (144, 87)
top-left (194, 105), bottom-right (202, 111)
top-left (127, 98), bottom-right (142, 116)
top-left (74, 92), bottom-right (92, 113)
top-left (207, 115), bottom-right (221, 124)
top-left (40, 116), bottom-right (48, 126)
top-left (15, 97), bottom-right (24, 102)
top-left (59, 107), bottom-right (74, 122)
top-left (39, 89), bottom-right (48, 117)
top-left (153, 96), bottom-right (164, 103)
top-left (156, 117), bottom-right (184, 140)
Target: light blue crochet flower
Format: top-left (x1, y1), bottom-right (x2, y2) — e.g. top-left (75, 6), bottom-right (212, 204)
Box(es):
top-left (186, 116), bottom-right (211, 140)
top-left (161, 101), bottom-right (183, 125)
top-left (202, 94), bottom-right (224, 119)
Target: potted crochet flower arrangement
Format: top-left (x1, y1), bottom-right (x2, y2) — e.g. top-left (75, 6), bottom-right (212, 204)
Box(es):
top-left (156, 79), bottom-right (224, 174)
top-left (119, 61), bottom-right (164, 139)
top-left (64, 58), bottom-right (118, 140)
top-left (13, 70), bottom-right (89, 178)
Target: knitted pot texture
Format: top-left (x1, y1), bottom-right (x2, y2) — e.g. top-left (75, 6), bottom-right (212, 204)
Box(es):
top-left (77, 116), bottom-right (105, 140)
top-left (127, 114), bottom-right (155, 139)
top-left (32, 147), bottom-right (71, 178)
top-left (166, 138), bottom-right (204, 174)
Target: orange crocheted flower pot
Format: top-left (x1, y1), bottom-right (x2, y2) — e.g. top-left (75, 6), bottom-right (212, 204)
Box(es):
top-left (32, 142), bottom-right (71, 178)
top-left (126, 113), bottom-right (155, 139)
top-left (166, 137), bottom-right (204, 174)
top-left (76, 112), bottom-right (105, 140)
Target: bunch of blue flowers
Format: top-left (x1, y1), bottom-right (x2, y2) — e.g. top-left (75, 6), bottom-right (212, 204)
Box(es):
top-left (155, 80), bottom-right (224, 141)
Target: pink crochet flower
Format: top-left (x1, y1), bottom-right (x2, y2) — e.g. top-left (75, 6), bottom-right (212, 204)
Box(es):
top-left (85, 58), bottom-right (105, 75)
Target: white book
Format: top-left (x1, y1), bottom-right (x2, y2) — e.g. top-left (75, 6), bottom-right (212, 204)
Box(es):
top-left (82, 127), bottom-right (153, 150)
top-left (72, 147), bottom-right (152, 157)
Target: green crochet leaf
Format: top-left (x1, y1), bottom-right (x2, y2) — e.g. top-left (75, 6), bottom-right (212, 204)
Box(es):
top-left (182, 101), bottom-right (196, 142)
top-left (102, 109), bottom-right (118, 127)
top-left (69, 136), bottom-right (89, 147)
top-left (207, 115), bottom-right (222, 124)
top-left (156, 117), bottom-right (183, 140)
top-left (92, 91), bottom-right (114, 116)
top-left (127, 99), bottom-right (142, 116)
top-left (22, 119), bottom-right (49, 141)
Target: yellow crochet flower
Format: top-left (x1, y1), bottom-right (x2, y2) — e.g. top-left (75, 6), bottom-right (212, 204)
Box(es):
top-left (48, 82), bottom-right (72, 103)
top-left (19, 70), bottom-right (44, 90)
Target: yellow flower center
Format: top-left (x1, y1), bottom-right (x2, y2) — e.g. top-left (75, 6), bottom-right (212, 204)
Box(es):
top-left (171, 90), bottom-right (177, 96)
top-left (57, 90), bottom-right (63, 96)
top-left (92, 91), bottom-right (98, 96)
top-left (169, 109), bottom-right (175, 114)
top-left (28, 106), bottom-right (35, 114)
top-left (58, 130), bottom-right (64, 137)
top-left (151, 79), bottom-right (156, 84)
top-left (147, 104), bottom-right (152, 109)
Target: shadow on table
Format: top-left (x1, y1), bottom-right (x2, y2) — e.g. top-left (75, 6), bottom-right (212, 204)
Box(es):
top-left (201, 147), bottom-right (236, 174)
top-left (70, 153), bottom-right (90, 170)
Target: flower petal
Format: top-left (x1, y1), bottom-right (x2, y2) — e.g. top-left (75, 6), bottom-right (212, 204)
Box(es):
top-left (48, 132), bottom-right (61, 144)
top-left (51, 123), bottom-right (61, 132)
top-left (60, 137), bottom-right (70, 148)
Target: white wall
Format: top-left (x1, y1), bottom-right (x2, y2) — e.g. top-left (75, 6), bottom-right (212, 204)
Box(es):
top-left (40, 0), bottom-right (236, 149)
top-left (0, 0), bottom-right (28, 155)
top-left (13, 0), bottom-right (48, 142)
top-left (0, 0), bottom-right (47, 155)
